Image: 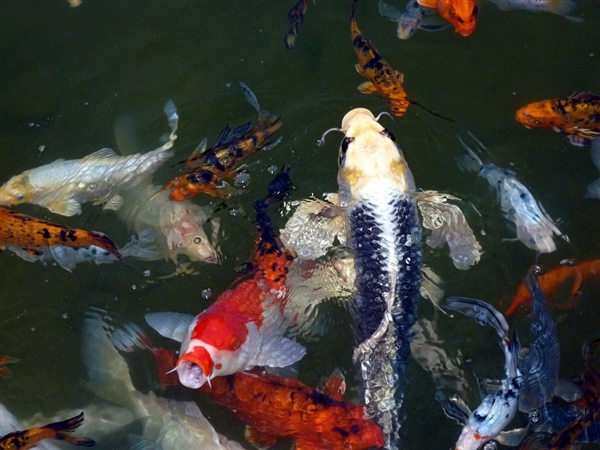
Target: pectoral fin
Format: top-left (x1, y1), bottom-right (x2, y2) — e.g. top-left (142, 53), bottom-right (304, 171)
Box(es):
top-left (102, 194), bottom-right (124, 211)
top-left (48, 199), bottom-right (82, 216)
top-left (357, 81), bottom-right (377, 94)
top-left (252, 336), bottom-right (306, 368)
top-left (145, 312), bottom-right (195, 342)
top-left (496, 425), bottom-right (530, 446)
top-left (417, 0), bottom-right (437, 8)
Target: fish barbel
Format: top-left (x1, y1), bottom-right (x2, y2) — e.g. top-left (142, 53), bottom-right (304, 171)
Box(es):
top-left (0, 100), bottom-right (178, 216)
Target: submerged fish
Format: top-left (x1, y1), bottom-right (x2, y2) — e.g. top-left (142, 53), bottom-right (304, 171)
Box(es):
top-left (0, 101), bottom-right (178, 217)
top-left (318, 107), bottom-right (421, 449)
top-left (489, 0), bottom-right (583, 22)
top-left (441, 297), bottom-right (525, 450)
top-left (0, 356), bottom-right (19, 378)
top-left (585, 137), bottom-right (600, 198)
top-left (285, 0), bottom-right (309, 49)
top-left (165, 82), bottom-right (282, 201)
top-left (417, 0), bottom-right (478, 36)
top-left (351, 0), bottom-right (410, 117)
top-left (117, 183), bottom-right (220, 264)
top-left (378, 0), bottom-right (449, 39)
top-left (515, 91), bottom-right (600, 147)
top-left (0, 410), bottom-right (95, 450)
top-left (504, 259), bottom-right (600, 316)
top-left (147, 167), bottom-right (305, 389)
top-left (457, 134), bottom-right (562, 253)
top-left (0, 207), bottom-right (122, 271)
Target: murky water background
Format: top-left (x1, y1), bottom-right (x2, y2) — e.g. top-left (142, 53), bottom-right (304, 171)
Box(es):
top-left (1, 1), bottom-right (599, 448)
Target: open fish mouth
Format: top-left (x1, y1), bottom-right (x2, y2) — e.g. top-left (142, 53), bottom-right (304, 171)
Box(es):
top-left (177, 359), bottom-right (209, 389)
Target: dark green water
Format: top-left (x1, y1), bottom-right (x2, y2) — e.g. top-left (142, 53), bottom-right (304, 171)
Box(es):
top-left (0, 0), bottom-right (599, 449)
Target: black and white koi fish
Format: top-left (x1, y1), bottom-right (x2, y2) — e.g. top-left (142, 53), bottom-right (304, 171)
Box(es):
top-left (318, 108), bottom-right (422, 449)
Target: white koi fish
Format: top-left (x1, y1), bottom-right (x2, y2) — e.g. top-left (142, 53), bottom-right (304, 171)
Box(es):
top-left (457, 134), bottom-right (562, 253)
top-left (378, 0), bottom-right (449, 39)
top-left (0, 101), bottom-right (178, 217)
top-left (488, 0), bottom-right (583, 22)
top-left (441, 297), bottom-right (526, 450)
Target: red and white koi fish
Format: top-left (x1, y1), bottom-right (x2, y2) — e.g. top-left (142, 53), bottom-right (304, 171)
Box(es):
top-left (0, 101), bottom-right (178, 216)
top-left (146, 167), bottom-right (306, 389)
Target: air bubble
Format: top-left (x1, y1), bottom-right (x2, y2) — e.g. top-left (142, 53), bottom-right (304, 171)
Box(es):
top-left (201, 288), bottom-right (212, 300)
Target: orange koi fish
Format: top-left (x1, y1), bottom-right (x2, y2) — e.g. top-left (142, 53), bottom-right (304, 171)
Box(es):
top-left (165, 82), bottom-right (282, 201)
top-left (149, 167), bottom-right (305, 388)
top-left (417, 0), bottom-right (478, 36)
top-left (285, 0), bottom-right (309, 49)
top-left (0, 411), bottom-right (95, 450)
top-left (515, 91), bottom-right (600, 146)
top-left (0, 356), bottom-right (19, 379)
top-left (351, 0), bottom-right (410, 117)
top-left (504, 259), bottom-right (600, 316)
top-left (0, 207), bottom-right (122, 271)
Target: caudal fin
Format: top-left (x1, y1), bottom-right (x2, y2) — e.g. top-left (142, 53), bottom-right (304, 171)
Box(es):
top-left (45, 412), bottom-right (96, 447)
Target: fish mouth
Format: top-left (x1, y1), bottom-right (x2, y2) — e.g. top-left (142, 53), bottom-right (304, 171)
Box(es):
top-left (177, 359), bottom-right (209, 389)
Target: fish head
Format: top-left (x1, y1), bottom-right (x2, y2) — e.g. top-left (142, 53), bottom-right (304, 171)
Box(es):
top-left (515, 101), bottom-right (562, 128)
top-left (441, 0), bottom-right (478, 37)
top-left (0, 174), bottom-right (33, 205)
top-left (177, 345), bottom-right (215, 389)
top-left (337, 108), bottom-right (412, 200)
top-left (398, 18), bottom-right (420, 40)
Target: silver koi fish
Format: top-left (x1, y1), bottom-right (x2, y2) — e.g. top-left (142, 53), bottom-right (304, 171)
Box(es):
top-left (457, 134), bottom-right (562, 253)
top-left (318, 108), bottom-right (422, 449)
top-left (0, 101), bottom-right (178, 217)
top-left (441, 297), bottom-right (526, 450)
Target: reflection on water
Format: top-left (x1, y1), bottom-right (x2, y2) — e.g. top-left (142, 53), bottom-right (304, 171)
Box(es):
top-left (0, 1), bottom-right (599, 449)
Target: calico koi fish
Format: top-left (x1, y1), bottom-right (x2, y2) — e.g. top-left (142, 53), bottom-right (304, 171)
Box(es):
top-left (0, 101), bottom-right (178, 217)
top-left (457, 134), bottom-right (563, 253)
top-left (504, 259), bottom-right (600, 316)
top-left (417, 0), bottom-right (478, 36)
top-left (378, 0), bottom-right (449, 40)
top-left (351, 0), bottom-right (410, 117)
top-left (318, 108), bottom-right (421, 448)
top-left (515, 91), bottom-right (600, 147)
top-left (0, 356), bottom-right (19, 379)
top-left (0, 411), bottom-right (95, 450)
top-left (147, 167), bottom-right (305, 389)
top-left (165, 82), bottom-right (282, 201)
top-left (285, 0), bottom-right (309, 49)
top-left (441, 297), bottom-right (525, 450)
top-left (0, 207), bottom-right (122, 271)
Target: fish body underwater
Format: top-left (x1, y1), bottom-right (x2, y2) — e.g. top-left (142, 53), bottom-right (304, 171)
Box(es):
top-left (417, 0), bottom-right (478, 36)
top-left (515, 91), bottom-right (600, 146)
top-left (378, 0), bottom-right (448, 40)
top-left (351, 0), bottom-right (410, 117)
top-left (319, 107), bottom-right (422, 448)
top-left (0, 207), bottom-right (122, 271)
top-left (147, 167), bottom-right (305, 389)
top-left (0, 101), bottom-right (178, 217)
top-left (489, 0), bottom-right (583, 22)
top-left (285, 0), bottom-right (309, 49)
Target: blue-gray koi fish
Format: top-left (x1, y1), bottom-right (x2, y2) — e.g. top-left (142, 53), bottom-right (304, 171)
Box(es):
top-left (318, 107), bottom-right (422, 449)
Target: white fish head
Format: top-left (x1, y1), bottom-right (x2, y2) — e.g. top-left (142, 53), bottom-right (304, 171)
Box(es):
top-left (0, 174), bottom-right (33, 205)
top-left (177, 358), bottom-right (211, 389)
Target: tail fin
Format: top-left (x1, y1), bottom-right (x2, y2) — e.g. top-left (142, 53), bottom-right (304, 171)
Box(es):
top-left (45, 412), bottom-right (96, 447)
top-left (240, 81), bottom-right (261, 114)
top-left (445, 297), bottom-right (509, 339)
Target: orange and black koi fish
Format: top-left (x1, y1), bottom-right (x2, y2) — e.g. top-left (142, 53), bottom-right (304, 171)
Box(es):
top-left (0, 207), bottom-right (122, 271)
top-left (0, 412), bottom-right (95, 450)
top-left (351, 0), bottom-right (410, 117)
top-left (0, 356), bottom-right (19, 379)
top-left (165, 82), bottom-right (282, 201)
top-left (285, 0), bottom-right (309, 49)
top-left (516, 91), bottom-right (600, 146)
top-left (504, 259), bottom-right (600, 316)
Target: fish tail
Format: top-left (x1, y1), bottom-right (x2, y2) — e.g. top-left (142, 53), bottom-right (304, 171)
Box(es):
top-left (240, 81), bottom-right (261, 115)
top-left (43, 412), bottom-right (96, 447)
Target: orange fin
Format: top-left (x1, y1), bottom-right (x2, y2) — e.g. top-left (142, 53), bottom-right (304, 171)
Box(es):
top-left (417, 0), bottom-right (437, 8)
top-left (357, 81), bottom-right (377, 94)
top-left (244, 425), bottom-right (277, 449)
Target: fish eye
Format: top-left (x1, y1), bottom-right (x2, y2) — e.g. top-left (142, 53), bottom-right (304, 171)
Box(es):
top-left (193, 236), bottom-right (202, 244)
top-left (16, 194), bottom-right (25, 201)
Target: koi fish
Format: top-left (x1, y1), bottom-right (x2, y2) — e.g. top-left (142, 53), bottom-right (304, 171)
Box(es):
top-left (489, 0), bottom-right (583, 22)
top-left (318, 108), bottom-right (421, 448)
top-left (504, 259), bottom-right (600, 316)
top-left (0, 207), bottom-right (122, 271)
top-left (285, 0), bottom-right (309, 49)
top-left (585, 137), bottom-right (600, 198)
top-left (351, 0), bottom-right (410, 117)
top-left (147, 167), bottom-right (305, 389)
top-left (417, 0), bottom-right (478, 36)
top-left (117, 183), bottom-right (220, 264)
top-left (0, 356), bottom-right (19, 378)
top-left (0, 101), bottom-right (178, 217)
top-left (378, 0), bottom-right (449, 40)
top-left (441, 297), bottom-right (526, 450)
top-left (457, 134), bottom-right (563, 253)
top-left (165, 82), bottom-right (282, 201)
top-left (515, 91), bottom-right (600, 147)
top-left (81, 311), bottom-right (244, 450)
top-left (0, 411), bottom-right (95, 450)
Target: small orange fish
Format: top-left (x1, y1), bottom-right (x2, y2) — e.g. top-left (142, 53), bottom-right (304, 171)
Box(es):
top-left (165, 82), bottom-right (282, 201)
top-left (0, 207), bottom-right (122, 271)
top-left (417, 0), bottom-right (478, 36)
top-left (515, 91), bottom-right (600, 146)
top-left (0, 356), bottom-right (19, 379)
top-left (504, 260), bottom-right (600, 316)
top-left (351, 0), bottom-right (410, 117)
top-left (0, 412), bottom-right (95, 450)
top-left (285, 0), bottom-right (309, 49)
